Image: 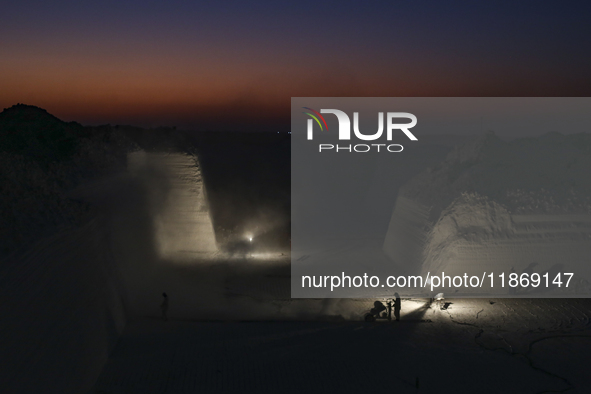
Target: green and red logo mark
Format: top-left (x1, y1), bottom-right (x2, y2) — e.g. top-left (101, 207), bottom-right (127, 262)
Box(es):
top-left (302, 107), bottom-right (329, 132)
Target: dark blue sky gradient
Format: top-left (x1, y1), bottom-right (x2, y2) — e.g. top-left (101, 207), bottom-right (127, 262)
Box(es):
top-left (2, 1), bottom-right (591, 130)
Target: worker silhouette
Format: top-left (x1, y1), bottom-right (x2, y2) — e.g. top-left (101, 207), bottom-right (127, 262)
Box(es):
top-left (394, 292), bottom-right (401, 322)
top-left (387, 299), bottom-right (393, 321)
top-left (161, 292), bottom-right (169, 321)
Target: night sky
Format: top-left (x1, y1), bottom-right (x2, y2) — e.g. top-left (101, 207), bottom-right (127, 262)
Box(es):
top-left (2, 1), bottom-right (591, 131)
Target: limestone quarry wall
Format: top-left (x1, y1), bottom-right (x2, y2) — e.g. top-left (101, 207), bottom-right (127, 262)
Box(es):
top-left (382, 195), bottom-right (432, 275)
top-left (383, 133), bottom-right (591, 296)
top-left (127, 151), bottom-right (217, 260)
top-left (421, 205), bottom-right (591, 294)
top-left (383, 193), bottom-right (591, 295)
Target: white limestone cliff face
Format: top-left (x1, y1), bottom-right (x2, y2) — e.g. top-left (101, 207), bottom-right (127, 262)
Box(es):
top-left (127, 151), bottom-right (217, 260)
top-left (383, 132), bottom-right (591, 295)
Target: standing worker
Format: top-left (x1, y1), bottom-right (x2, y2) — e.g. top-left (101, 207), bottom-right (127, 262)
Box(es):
top-left (387, 299), bottom-right (393, 321)
top-left (394, 292), bottom-right (401, 322)
top-left (161, 292), bottom-right (169, 321)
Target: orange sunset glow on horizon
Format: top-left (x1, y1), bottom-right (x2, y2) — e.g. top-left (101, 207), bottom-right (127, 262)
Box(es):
top-left (2, 1), bottom-right (591, 130)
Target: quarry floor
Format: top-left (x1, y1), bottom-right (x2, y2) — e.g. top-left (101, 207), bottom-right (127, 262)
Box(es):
top-left (92, 257), bottom-right (591, 394)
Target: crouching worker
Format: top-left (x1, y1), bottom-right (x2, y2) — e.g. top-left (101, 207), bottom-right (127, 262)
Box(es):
top-left (365, 300), bottom-right (387, 321)
top-left (365, 300), bottom-right (395, 322)
top-left (372, 300), bottom-right (387, 316)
